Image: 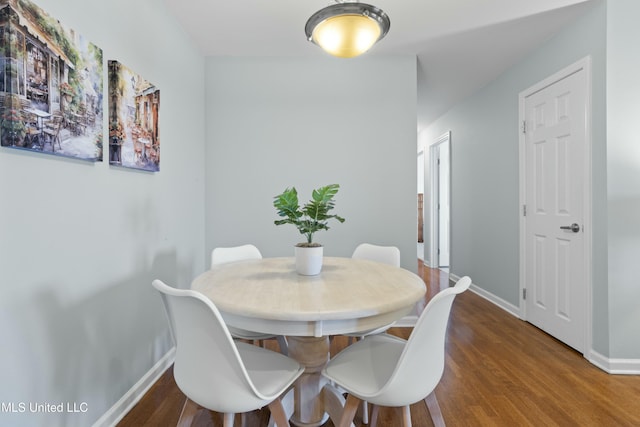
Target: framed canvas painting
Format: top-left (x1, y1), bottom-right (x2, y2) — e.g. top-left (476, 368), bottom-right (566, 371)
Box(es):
top-left (108, 60), bottom-right (159, 172)
top-left (0, 0), bottom-right (103, 161)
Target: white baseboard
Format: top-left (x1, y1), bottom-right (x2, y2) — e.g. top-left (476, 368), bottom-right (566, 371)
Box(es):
top-left (449, 273), bottom-right (521, 318)
top-left (588, 350), bottom-right (640, 375)
top-left (93, 347), bottom-right (176, 427)
top-left (396, 271), bottom-right (521, 328)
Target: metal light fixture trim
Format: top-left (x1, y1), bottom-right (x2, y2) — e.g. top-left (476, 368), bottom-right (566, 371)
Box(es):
top-left (305, 3), bottom-right (391, 58)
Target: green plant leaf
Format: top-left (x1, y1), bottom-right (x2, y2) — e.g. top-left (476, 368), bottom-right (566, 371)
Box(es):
top-left (273, 187), bottom-right (301, 221)
top-left (273, 184), bottom-right (345, 244)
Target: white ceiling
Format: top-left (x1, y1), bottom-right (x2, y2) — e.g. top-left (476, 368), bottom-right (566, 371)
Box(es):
top-left (165, 0), bottom-right (596, 129)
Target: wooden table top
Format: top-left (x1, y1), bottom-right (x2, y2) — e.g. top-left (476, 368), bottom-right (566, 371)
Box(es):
top-left (191, 257), bottom-right (426, 337)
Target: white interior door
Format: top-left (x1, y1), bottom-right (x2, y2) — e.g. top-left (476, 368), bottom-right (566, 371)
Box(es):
top-left (521, 60), bottom-right (590, 353)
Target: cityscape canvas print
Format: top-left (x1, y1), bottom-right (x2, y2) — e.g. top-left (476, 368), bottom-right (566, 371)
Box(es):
top-left (0, 0), bottom-right (103, 161)
top-left (108, 60), bottom-right (160, 172)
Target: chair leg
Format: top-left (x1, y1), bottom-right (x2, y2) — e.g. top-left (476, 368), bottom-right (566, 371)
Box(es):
top-left (277, 335), bottom-right (288, 356)
top-left (370, 404), bottom-right (380, 427)
top-left (424, 392), bottom-right (446, 427)
top-left (402, 405), bottom-right (412, 427)
top-left (360, 401), bottom-right (369, 424)
top-left (177, 398), bottom-right (201, 427)
top-left (267, 388), bottom-right (295, 427)
top-left (267, 397), bottom-right (290, 427)
top-left (222, 412), bottom-right (235, 427)
top-left (339, 394), bottom-right (361, 427)
top-left (280, 387), bottom-right (295, 420)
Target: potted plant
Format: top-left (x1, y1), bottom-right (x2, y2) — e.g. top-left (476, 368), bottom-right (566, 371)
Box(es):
top-left (59, 82), bottom-right (75, 103)
top-left (274, 183), bottom-right (345, 275)
top-left (1, 106), bottom-right (26, 147)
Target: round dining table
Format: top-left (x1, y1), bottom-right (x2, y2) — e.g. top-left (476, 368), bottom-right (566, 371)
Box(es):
top-left (191, 256), bottom-right (426, 427)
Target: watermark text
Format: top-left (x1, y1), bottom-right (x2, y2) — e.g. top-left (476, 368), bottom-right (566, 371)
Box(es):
top-left (1, 401), bottom-right (88, 414)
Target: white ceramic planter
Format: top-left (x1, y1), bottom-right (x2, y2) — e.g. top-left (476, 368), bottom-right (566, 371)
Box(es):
top-left (295, 245), bottom-right (323, 276)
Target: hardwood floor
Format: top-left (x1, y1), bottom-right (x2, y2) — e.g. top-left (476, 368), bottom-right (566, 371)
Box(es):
top-left (118, 264), bottom-right (640, 427)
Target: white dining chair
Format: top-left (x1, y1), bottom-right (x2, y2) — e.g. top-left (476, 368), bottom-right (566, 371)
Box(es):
top-left (211, 244), bottom-right (263, 266)
top-left (340, 243), bottom-right (402, 424)
top-left (152, 279), bottom-right (304, 427)
top-left (322, 276), bottom-right (472, 427)
top-left (211, 244), bottom-right (288, 355)
top-left (351, 243), bottom-right (401, 266)
top-left (345, 243), bottom-right (402, 342)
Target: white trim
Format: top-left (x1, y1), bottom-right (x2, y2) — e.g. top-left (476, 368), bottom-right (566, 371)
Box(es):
top-left (449, 273), bottom-right (521, 318)
top-left (518, 56), bottom-right (593, 355)
top-left (429, 131), bottom-right (451, 269)
top-left (470, 284), bottom-right (521, 319)
top-left (92, 348), bottom-right (176, 427)
top-left (587, 350), bottom-right (640, 375)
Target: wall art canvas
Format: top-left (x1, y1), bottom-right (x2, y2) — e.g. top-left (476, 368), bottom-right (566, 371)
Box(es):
top-left (0, 0), bottom-right (103, 161)
top-left (108, 60), bottom-right (159, 172)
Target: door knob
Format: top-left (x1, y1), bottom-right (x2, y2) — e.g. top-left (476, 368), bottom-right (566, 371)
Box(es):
top-left (560, 223), bottom-right (580, 233)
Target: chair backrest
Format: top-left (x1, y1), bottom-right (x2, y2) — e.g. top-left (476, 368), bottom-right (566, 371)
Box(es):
top-left (50, 115), bottom-right (63, 134)
top-left (351, 243), bottom-right (400, 267)
top-left (152, 279), bottom-right (273, 413)
top-left (211, 244), bottom-right (262, 268)
top-left (377, 276), bottom-right (471, 406)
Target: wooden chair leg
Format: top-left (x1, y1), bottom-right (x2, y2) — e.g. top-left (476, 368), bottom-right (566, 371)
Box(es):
top-left (402, 405), bottom-right (412, 427)
top-left (267, 388), bottom-right (295, 427)
top-left (177, 398), bottom-right (201, 427)
top-left (424, 392), bottom-right (446, 427)
top-left (339, 394), bottom-right (361, 427)
top-left (268, 398), bottom-right (290, 427)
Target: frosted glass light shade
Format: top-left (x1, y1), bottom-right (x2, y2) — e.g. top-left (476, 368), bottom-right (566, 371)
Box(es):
top-left (305, 3), bottom-right (390, 58)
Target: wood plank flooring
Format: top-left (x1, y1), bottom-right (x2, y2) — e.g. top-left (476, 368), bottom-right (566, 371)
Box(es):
top-left (117, 264), bottom-right (640, 427)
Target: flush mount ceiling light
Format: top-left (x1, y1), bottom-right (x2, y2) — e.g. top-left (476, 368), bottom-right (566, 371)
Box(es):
top-left (305, 1), bottom-right (390, 58)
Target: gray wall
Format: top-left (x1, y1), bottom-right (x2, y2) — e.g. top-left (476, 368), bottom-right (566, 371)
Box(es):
top-left (0, 1), bottom-right (205, 426)
top-left (204, 56), bottom-right (418, 271)
top-left (419, 1), bottom-right (610, 353)
top-left (606, 0), bottom-right (640, 358)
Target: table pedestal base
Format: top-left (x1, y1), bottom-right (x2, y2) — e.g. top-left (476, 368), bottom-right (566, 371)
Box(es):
top-left (288, 336), bottom-right (329, 426)
top-left (284, 336), bottom-right (354, 427)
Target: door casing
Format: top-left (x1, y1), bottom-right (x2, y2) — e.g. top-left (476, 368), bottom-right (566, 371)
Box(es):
top-left (430, 131), bottom-right (451, 269)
